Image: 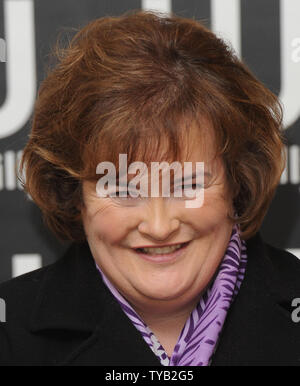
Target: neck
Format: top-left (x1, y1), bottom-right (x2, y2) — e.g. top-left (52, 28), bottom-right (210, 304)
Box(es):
top-left (136, 298), bottom-right (197, 326)
top-left (131, 296), bottom-right (201, 357)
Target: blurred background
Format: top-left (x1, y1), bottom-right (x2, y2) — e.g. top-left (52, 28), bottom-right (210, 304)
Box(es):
top-left (0, 0), bottom-right (300, 283)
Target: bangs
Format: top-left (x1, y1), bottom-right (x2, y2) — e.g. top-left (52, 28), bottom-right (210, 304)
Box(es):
top-left (80, 107), bottom-right (219, 182)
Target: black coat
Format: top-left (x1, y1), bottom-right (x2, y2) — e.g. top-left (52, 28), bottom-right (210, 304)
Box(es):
top-left (0, 232), bottom-right (300, 366)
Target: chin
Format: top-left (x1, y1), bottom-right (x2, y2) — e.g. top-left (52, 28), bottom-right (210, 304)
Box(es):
top-left (137, 280), bottom-right (192, 302)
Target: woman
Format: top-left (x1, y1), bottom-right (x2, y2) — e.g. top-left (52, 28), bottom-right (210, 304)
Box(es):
top-left (0, 10), bottom-right (299, 366)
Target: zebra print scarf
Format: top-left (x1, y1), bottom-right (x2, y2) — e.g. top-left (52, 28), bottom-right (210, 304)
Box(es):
top-left (96, 224), bottom-right (247, 366)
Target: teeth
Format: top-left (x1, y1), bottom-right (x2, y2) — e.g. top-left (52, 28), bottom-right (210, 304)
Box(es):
top-left (139, 244), bottom-right (183, 255)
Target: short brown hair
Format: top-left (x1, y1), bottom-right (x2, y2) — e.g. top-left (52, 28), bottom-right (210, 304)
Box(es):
top-left (19, 10), bottom-right (286, 242)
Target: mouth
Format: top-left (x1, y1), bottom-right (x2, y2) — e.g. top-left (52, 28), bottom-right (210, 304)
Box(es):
top-left (133, 241), bottom-right (191, 263)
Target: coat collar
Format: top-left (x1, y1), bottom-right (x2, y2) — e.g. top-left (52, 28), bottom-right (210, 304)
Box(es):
top-left (212, 232), bottom-right (300, 365)
top-left (28, 232), bottom-right (300, 365)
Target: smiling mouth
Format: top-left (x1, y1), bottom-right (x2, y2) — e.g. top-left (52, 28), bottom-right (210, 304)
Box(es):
top-left (135, 242), bottom-right (190, 255)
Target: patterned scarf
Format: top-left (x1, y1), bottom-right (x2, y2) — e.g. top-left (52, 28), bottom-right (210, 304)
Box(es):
top-left (96, 224), bottom-right (247, 366)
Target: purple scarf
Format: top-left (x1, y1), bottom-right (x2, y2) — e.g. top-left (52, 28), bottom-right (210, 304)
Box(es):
top-left (96, 224), bottom-right (247, 366)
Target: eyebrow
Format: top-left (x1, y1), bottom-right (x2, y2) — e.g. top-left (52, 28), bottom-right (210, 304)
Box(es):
top-left (174, 172), bottom-right (211, 184)
top-left (114, 172), bottom-right (212, 187)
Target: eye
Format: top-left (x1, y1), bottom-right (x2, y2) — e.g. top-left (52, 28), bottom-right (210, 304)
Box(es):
top-left (173, 183), bottom-right (204, 193)
top-left (115, 190), bottom-right (130, 197)
top-left (182, 183), bottom-right (204, 190)
top-left (114, 189), bottom-right (142, 199)
top-left (169, 183), bottom-right (204, 199)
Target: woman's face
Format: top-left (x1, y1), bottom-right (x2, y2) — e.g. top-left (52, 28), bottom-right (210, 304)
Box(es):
top-left (81, 127), bottom-right (235, 315)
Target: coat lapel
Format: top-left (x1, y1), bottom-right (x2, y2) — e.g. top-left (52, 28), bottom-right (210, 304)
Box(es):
top-left (59, 309), bottom-right (162, 366)
top-left (212, 233), bottom-right (300, 366)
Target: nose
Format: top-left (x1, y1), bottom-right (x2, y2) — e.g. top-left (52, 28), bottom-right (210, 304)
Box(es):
top-left (137, 198), bottom-right (180, 241)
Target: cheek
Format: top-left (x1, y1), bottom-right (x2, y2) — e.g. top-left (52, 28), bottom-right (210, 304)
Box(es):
top-left (83, 205), bottom-right (136, 246)
top-left (185, 190), bottom-right (231, 232)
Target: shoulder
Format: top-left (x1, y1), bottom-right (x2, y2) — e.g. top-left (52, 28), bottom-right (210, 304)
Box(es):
top-left (0, 243), bottom-right (82, 365)
top-left (0, 242), bottom-right (82, 323)
top-left (0, 241), bottom-right (138, 366)
top-left (264, 242), bottom-right (300, 277)
top-left (0, 244), bottom-right (72, 307)
top-left (0, 264), bottom-right (52, 322)
top-left (0, 263), bottom-right (53, 365)
top-left (246, 233), bottom-right (300, 294)
top-left (265, 239), bottom-right (300, 298)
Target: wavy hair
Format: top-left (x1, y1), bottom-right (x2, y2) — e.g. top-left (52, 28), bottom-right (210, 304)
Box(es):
top-left (19, 10), bottom-right (286, 241)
